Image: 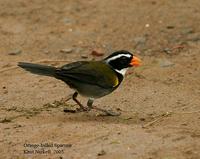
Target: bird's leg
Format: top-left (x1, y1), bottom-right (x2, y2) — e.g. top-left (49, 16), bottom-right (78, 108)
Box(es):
top-left (87, 98), bottom-right (121, 116)
top-left (63, 92), bottom-right (88, 113)
top-left (72, 92), bottom-right (88, 111)
top-left (63, 93), bottom-right (76, 113)
top-left (87, 98), bottom-right (94, 110)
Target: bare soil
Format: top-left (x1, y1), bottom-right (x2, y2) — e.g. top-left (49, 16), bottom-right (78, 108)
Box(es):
top-left (0, 0), bottom-right (200, 159)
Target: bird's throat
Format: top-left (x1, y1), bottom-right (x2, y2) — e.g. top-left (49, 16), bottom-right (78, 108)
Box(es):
top-left (115, 68), bottom-right (128, 76)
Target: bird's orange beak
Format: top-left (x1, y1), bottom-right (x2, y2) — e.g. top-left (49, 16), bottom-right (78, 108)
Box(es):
top-left (130, 56), bottom-right (141, 67)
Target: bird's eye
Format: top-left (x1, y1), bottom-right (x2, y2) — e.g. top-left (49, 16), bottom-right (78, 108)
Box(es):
top-left (119, 56), bottom-right (130, 66)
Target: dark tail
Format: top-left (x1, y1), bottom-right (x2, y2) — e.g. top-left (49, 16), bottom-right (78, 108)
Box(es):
top-left (18, 62), bottom-right (56, 77)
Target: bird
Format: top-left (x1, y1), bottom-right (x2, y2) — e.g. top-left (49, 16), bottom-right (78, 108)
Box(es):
top-left (18, 50), bottom-right (141, 116)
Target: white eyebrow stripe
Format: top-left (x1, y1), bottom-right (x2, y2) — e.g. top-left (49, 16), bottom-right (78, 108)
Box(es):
top-left (106, 54), bottom-right (132, 63)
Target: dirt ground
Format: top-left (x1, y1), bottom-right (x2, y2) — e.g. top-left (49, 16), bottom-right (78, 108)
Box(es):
top-left (0, 0), bottom-right (200, 158)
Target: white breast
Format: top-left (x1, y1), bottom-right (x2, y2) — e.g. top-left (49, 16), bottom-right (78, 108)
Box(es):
top-left (115, 68), bottom-right (128, 76)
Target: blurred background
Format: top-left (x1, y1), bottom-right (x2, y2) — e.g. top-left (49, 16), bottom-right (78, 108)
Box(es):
top-left (0, 0), bottom-right (200, 159)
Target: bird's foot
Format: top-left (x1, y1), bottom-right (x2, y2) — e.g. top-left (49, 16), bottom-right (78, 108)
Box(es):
top-left (63, 106), bottom-right (91, 113)
top-left (104, 110), bottom-right (121, 116)
top-left (76, 107), bottom-right (91, 112)
top-left (92, 106), bottom-right (121, 116)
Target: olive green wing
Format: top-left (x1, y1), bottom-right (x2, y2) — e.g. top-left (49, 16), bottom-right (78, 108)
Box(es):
top-left (55, 61), bottom-right (119, 88)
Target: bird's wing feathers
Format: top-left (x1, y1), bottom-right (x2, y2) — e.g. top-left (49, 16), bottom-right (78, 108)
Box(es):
top-left (55, 61), bottom-right (119, 88)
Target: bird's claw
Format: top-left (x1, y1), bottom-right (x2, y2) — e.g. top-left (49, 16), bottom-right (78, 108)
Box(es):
top-left (76, 107), bottom-right (91, 112)
top-left (63, 104), bottom-right (121, 116)
top-left (92, 106), bottom-right (121, 116)
top-left (63, 106), bottom-right (91, 113)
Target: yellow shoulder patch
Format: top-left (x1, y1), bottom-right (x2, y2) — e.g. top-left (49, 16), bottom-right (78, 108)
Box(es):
top-left (113, 76), bottom-right (119, 87)
top-left (92, 61), bottom-right (120, 88)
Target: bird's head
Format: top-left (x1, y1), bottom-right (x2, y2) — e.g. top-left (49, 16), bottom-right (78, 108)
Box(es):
top-left (104, 50), bottom-right (141, 76)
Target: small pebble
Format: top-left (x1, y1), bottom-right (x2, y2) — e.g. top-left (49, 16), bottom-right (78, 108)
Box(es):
top-left (163, 48), bottom-right (172, 54)
top-left (60, 48), bottom-right (73, 54)
top-left (91, 49), bottom-right (104, 57)
top-left (140, 118), bottom-right (146, 121)
top-left (81, 55), bottom-right (88, 59)
top-left (145, 24), bottom-right (150, 28)
top-left (97, 150), bottom-right (106, 156)
top-left (116, 108), bottom-right (122, 111)
top-left (166, 25), bottom-right (175, 29)
top-left (8, 49), bottom-right (22, 55)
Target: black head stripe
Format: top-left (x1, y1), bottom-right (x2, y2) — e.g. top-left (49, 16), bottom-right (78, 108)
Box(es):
top-left (104, 50), bottom-right (132, 60)
top-left (104, 50), bottom-right (133, 70)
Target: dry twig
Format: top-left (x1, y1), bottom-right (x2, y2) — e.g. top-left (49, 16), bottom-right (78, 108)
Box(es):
top-left (142, 110), bottom-right (200, 128)
top-left (142, 112), bottom-right (171, 128)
